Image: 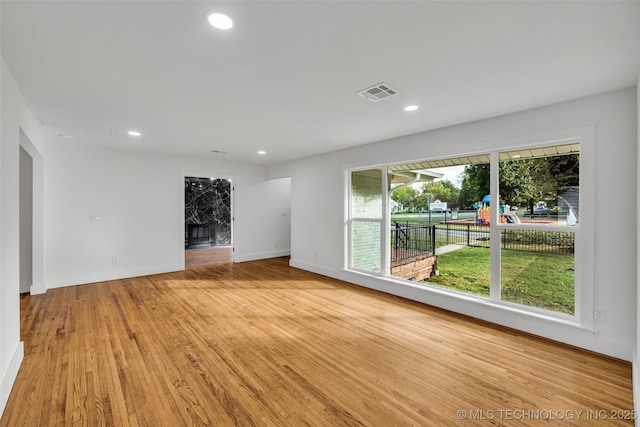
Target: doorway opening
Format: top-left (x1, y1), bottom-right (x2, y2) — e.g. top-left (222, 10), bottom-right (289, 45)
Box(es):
top-left (184, 177), bottom-right (233, 268)
top-left (19, 145), bottom-right (33, 294)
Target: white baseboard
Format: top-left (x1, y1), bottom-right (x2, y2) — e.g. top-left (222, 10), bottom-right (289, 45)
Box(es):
top-left (633, 351), bottom-right (639, 427)
top-left (46, 263), bottom-right (184, 289)
top-left (29, 280), bottom-right (46, 295)
top-left (0, 341), bottom-right (24, 419)
top-left (235, 249), bottom-right (291, 263)
top-left (288, 259), bottom-right (339, 278)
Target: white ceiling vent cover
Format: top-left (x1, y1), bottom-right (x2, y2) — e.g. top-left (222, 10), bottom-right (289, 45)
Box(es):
top-left (357, 83), bottom-right (398, 102)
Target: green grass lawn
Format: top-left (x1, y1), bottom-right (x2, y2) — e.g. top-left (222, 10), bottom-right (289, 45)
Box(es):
top-left (424, 246), bottom-right (574, 315)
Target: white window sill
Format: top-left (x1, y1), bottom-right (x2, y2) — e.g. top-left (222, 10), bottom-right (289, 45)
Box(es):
top-left (343, 268), bottom-right (596, 334)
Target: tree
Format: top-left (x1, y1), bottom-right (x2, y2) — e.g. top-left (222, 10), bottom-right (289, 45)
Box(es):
top-left (548, 154), bottom-right (579, 190)
top-left (421, 180), bottom-right (460, 209)
top-left (390, 186), bottom-right (421, 212)
top-left (458, 164), bottom-right (490, 208)
top-left (457, 154), bottom-right (579, 212)
top-left (499, 158), bottom-right (555, 212)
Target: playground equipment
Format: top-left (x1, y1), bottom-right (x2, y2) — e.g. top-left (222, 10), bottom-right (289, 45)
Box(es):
top-left (474, 195), bottom-right (520, 225)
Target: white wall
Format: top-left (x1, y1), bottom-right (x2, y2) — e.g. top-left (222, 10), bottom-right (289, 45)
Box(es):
top-left (0, 56), bottom-right (44, 418)
top-left (19, 145), bottom-right (32, 293)
top-left (234, 176), bottom-right (292, 262)
top-left (278, 87), bottom-right (637, 361)
top-left (44, 142), bottom-right (291, 288)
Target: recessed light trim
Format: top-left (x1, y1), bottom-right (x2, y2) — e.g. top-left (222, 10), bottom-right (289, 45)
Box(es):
top-left (128, 130), bottom-right (141, 137)
top-left (403, 105), bottom-right (419, 112)
top-left (208, 13), bottom-right (233, 30)
top-left (257, 150), bottom-right (267, 155)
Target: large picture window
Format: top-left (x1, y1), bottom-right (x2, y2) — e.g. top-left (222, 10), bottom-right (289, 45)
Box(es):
top-left (346, 141), bottom-right (584, 319)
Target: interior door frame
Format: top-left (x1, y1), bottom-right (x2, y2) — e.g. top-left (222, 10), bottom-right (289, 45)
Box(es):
top-left (18, 129), bottom-right (45, 295)
top-left (179, 172), bottom-right (234, 269)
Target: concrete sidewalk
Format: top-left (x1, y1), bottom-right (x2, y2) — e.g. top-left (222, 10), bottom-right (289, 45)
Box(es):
top-left (435, 244), bottom-right (467, 255)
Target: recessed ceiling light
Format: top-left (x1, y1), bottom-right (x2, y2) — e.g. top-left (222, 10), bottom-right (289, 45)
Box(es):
top-left (511, 154), bottom-right (522, 159)
top-left (208, 13), bottom-right (233, 30)
top-left (128, 130), bottom-right (141, 137)
top-left (257, 150), bottom-right (266, 155)
top-left (403, 105), bottom-right (419, 112)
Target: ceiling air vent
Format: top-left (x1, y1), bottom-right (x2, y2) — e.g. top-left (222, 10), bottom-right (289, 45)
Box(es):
top-left (357, 83), bottom-right (398, 102)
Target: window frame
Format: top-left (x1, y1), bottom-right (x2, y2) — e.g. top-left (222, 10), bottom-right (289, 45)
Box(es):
top-left (346, 166), bottom-right (389, 275)
top-left (493, 144), bottom-right (581, 319)
top-left (344, 130), bottom-right (595, 327)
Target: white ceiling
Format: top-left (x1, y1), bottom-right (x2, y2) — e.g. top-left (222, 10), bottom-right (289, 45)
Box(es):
top-left (2, 1), bottom-right (639, 165)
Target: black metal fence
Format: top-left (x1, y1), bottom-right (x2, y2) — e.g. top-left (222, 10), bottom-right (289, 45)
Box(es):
top-left (391, 223), bottom-right (436, 262)
top-left (435, 223), bottom-right (490, 247)
top-left (392, 221), bottom-right (575, 259)
top-left (499, 228), bottom-right (574, 254)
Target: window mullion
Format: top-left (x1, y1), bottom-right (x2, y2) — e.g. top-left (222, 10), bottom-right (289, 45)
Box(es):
top-left (382, 166), bottom-right (390, 277)
top-left (489, 151), bottom-right (501, 302)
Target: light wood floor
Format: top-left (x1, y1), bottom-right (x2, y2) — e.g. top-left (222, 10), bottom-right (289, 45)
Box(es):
top-left (1, 257), bottom-right (633, 426)
top-left (185, 246), bottom-right (233, 269)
